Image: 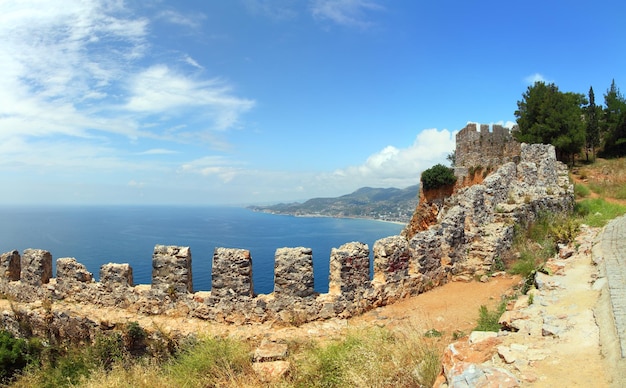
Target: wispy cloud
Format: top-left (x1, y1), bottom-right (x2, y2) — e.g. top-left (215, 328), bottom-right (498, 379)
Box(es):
top-left (184, 55), bottom-right (204, 70)
top-left (0, 0), bottom-right (254, 149)
top-left (156, 9), bottom-right (205, 28)
top-left (138, 149), bottom-right (178, 156)
top-left (124, 65), bottom-right (255, 131)
top-left (243, 0), bottom-right (299, 21)
top-left (524, 73), bottom-right (550, 85)
top-left (310, 0), bottom-right (384, 28)
top-left (179, 156), bottom-right (244, 183)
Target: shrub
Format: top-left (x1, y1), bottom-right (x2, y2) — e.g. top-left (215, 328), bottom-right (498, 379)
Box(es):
top-left (421, 164), bottom-right (457, 190)
top-left (91, 333), bottom-right (126, 370)
top-left (166, 336), bottom-right (252, 387)
top-left (291, 327), bottom-right (437, 387)
top-left (124, 321), bottom-right (147, 355)
top-left (474, 302), bottom-right (506, 332)
top-left (0, 330), bottom-right (34, 383)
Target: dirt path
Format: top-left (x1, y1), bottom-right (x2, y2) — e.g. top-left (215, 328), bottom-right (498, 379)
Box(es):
top-left (441, 225), bottom-right (615, 387)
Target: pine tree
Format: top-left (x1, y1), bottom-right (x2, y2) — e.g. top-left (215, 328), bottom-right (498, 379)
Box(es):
top-left (514, 82), bottom-right (586, 164)
top-left (585, 86), bottom-right (600, 161)
top-left (601, 79), bottom-right (626, 157)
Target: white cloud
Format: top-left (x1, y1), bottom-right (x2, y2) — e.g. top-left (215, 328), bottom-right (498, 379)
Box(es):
top-left (156, 9), bottom-right (204, 28)
top-left (326, 128), bottom-right (456, 189)
top-left (179, 156), bottom-right (244, 182)
top-left (310, 0), bottom-right (384, 28)
top-left (243, 0), bottom-right (299, 21)
top-left (138, 149), bottom-right (178, 155)
top-left (0, 0), bottom-right (255, 151)
top-left (524, 73), bottom-right (550, 85)
top-left (125, 65), bottom-right (255, 131)
top-left (184, 55), bottom-right (204, 70)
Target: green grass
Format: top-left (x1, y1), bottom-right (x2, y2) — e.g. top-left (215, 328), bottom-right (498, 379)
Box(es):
top-left (474, 302), bottom-right (506, 332)
top-left (575, 198), bottom-right (626, 227)
top-left (574, 183), bottom-right (591, 198)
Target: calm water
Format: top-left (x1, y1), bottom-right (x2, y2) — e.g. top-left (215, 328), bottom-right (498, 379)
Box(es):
top-left (0, 206), bottom-right (404, 294)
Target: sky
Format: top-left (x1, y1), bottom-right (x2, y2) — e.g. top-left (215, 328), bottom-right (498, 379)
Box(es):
top-left (1, 0), bottom-right (625, 206)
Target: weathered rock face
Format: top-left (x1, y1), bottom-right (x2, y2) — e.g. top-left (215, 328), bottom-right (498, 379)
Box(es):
top-left (0, 250), bottom-right (20, 281)
top-left (152, 245), bottom-right (192, 293)
top-left (20, 249), bottom-right (52, 286)
top-left (211, 248), bottom-right (253, 299)
top-left (100, 263), bottom-right (134, 288)
top-left (274, 247), bottom-right (314, 297)
top-left (328, 242), bottom-right (370, 299)
top-left (57, 257), bottom-right (93, 283)
top-left (373, 236), bottom-right (411, 283)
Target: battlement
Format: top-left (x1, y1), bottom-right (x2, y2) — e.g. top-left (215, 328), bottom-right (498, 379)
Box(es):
top-left (0, 144), bottom-right (574, 325)
top-left (455, 123), bottom-right (521, 169)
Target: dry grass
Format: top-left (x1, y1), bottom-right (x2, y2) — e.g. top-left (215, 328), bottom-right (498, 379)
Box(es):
top-left (11, 325), bottom-right (443, 388)
top-left (575, 158), bottom-right (626, 200)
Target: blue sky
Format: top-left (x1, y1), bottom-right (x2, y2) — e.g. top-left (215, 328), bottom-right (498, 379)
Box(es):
top-left (1, 0), bottom-right (624, 205)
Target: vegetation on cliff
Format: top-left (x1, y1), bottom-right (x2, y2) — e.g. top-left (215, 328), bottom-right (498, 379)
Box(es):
top-left (419, 164), bottom-right (456, 191)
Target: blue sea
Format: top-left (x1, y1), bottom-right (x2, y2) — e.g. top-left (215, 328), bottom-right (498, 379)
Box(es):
top-left (0, 206), bottom-right (404, 294)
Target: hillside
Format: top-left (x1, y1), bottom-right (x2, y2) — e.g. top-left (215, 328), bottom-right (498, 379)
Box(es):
top-left (248, 185), bottom-right (419, 223)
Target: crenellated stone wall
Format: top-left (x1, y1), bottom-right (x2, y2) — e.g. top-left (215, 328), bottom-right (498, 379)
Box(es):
top-left (0, 143), bottom-right (574, 325)
top-left (455, 123), bottom-right (521, 169)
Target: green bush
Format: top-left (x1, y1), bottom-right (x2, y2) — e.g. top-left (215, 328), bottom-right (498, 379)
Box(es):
top-left (421, 164), bottom-right (457, 190)
top-left (0, 330), bottom-right (35, 383)
top-left (474, 302), bottom-right (506, 332)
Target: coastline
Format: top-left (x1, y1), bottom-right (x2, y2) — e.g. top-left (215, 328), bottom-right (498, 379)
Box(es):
top-left (251, 209), bottom-right (408, 226)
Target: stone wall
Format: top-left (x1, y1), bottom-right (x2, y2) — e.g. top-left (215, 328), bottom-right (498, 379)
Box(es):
top-left (0, 145), bottom-right (573, 325)
top-left (454, 123), bottom-right (521, 173)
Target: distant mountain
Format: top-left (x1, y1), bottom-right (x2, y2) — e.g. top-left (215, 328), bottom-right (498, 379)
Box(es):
top-left (248, 185), bottom-right (419, 223)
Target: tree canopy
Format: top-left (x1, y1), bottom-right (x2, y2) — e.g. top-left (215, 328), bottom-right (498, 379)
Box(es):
top-left (514, 82), bottom-right (586, 164)
top-left (584, 86), bottom-right (601, 161)
top-left (421, 164), bottom-right (456, 191)
top-left (600, 79), bottom-right (626, 157)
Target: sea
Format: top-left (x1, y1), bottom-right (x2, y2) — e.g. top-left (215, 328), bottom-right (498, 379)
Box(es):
top-left (0, 206), bottom-right (404, 295)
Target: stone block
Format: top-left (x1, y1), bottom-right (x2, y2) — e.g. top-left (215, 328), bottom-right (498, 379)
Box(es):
top-left (0, 250), bottom-right (21, 281)
top-left (274, 247), bottom-right (314, 297)
top-left (152, 245), bottom-right (192, 293)
top-left (20, 249), bottom-right (52, 286)
top-left (100, 263), bottom-right (133, 288)
top-left (211, 248), bottom-right (253, 298)
top-left (410, 229), bottom-right (442, 274)
top-left (328, 242), bottom-right (369, 297)
top-left (373, 235), bottom-right (411, 283)
top-left (56, 257), bottom-right (93, 282)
